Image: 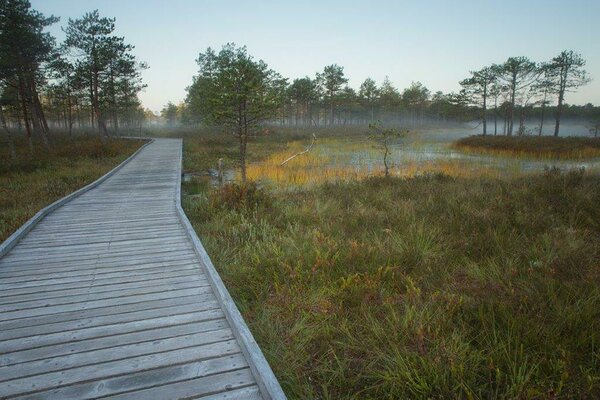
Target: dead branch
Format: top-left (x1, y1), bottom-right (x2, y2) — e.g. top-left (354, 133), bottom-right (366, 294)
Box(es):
top-left (280, 133), bottom-right (317, 166)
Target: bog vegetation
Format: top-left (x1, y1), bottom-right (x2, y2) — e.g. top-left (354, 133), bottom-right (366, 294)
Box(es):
top-left (0, 0), bottom-right (146, 159)
top-left (2, 1), bottom-right (598, 179)
top-left (0, 134), bottom-right (142, 242)
top-left (3, 1), bottom-right (600, 399)
top-left (454, 135), bottom-right (600, 160)
top-left (181, 131), bottom-right (600, 398)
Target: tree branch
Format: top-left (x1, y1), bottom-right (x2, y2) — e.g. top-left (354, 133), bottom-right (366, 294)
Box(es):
top-left (280, 133), bottom-right (317, 166)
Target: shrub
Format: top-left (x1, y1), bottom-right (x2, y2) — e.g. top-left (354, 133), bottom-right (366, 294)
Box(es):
top-left (453, 135), bottom-right (600, 159)
top-left (209, 182), bottom-right (272, 211)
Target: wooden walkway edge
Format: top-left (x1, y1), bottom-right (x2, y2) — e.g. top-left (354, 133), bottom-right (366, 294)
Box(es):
top-left (0, 138), bottom-right (286, 400)
top-left (0, 139), bottom-right (154, 259)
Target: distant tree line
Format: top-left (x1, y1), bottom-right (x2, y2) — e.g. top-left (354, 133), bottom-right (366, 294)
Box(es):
top-left (180, 64), bottom-right (469, 128)
top-left (164, 43), bottom-right (597, 181)
top-left (0, 0), bottom-right (147, 156)
top-left (459, 52), bottom-right (591, 137)
top-left (169, 46), bottom-right (596, 138)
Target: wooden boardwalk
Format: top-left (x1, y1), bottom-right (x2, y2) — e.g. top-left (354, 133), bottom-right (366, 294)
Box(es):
top-left (0, 139), bottom-right (284, 400)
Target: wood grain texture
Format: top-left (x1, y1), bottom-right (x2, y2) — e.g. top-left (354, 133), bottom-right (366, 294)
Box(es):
top-left (0, 139), bottom-right (284, 399)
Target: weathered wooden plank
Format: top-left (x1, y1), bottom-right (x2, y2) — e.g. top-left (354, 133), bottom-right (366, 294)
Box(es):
top-left (42, 211), bottom-right (178, 221)
top-left (51, 204), bottom-right (172, 210)
top-left (17, 217), bottom-right (181, 233)
top-left (2, 284), bottom-right (208, 314)
top-left (0, 140), bottom-right (155, 259)
top-left (0, 300), bottom-right (217, 339)
top-left (45, 206), bottom-right (174, 214)
top-left (20, 224), bottom-right (183, 239)
top-left (0, 286), bottom-right (213, 322)
top-left (0, 263), bottom-right (200, 291)
top-left (7, 236), bottom-right (192, 258)
top-left (41, 213), bottom-right (177, 224)
top-left (17, 228), bottom-right (184, 248)
top-left (0, 244), bottom-right (193, 265)
top-left (0, 341), bottom-right (243, 398)
top-left (0, 259), bottom-right (198, 286)
top-left (1, 318), bottom-right (229, 366)
top-left (105, 368), bottom-right (256, 400)
top-left (199, 386), bottom-right (263, 400)
top-left (0, 269), bottom-right (203, 299)
top-left (25, 217), bottom-right (179, 232)
top-left (0, 139), bottom-right (283, 399)
top-left (0, 252), bottom-right (197, 273)
top-left (0, 278), bottom-right (207, 311)
top-left (0, 329), bottom-right (235, 381)
top-left (15, 354), bottom-right (250, 400)
top-left (0, 306), bottom-right (223, 354)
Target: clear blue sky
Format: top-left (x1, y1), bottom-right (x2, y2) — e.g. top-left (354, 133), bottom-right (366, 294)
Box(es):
top-left (32, 0), bottom-right (600, 112)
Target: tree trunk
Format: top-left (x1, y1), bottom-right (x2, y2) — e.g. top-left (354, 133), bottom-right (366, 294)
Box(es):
top-left (91, 46), bottom-right (108, 138)
top-left (518, 108), bottom-right (526, 136)
top-left (330, 97), bottom-right (334, 126)
top-left (508, 77), bottom-right (516, 136)
top-left (110, 65), bottom-right (119, 136)
top-left (67, 94), bottom-right (73, 137)
top-left (554, 85), bottom-right (564, 137)
top-left (17, 78), bottom-right (33, 154)
top-left (239, 133), bottom-right (247, 182)
top-left (493, 99), bottom-right (498, 136)
top-left (383, 142), bottom-right (389, 177)
top-left (23, 74), bottom-right (49, 150)
top-left (63, 103), bottom-right (68, 130)
top-left (482, 83), bottom-right (487, 136)
top-left (238, 98), bottom-right (248, 182)
top-left (0, 107), bottom-right (17, 161)
top-left (93, 69), bottom-right (108, 137)
top-left (30, 77), bottom-right (50, 140)
top-left (539, 100), bottom-right (546, 136)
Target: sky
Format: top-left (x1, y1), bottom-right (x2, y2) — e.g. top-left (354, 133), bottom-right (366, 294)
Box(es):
top-left (31, 0), bottom-right (600, 113)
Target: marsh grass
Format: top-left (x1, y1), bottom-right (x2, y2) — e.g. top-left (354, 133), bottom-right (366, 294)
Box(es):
top-left (183, 170), bottom-right (600, 399)
top-left (453, 135), bottom-right (600, 160)
top-left (245, 138), bottom-right (503, 186)
top-left (178, 127), bottom-right (600, 398)
top-left (0, 135), bottom-right (143, 242)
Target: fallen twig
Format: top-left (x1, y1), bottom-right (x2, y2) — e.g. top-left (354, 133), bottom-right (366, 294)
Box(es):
top-left (280, 133), bottom-right (317, 166)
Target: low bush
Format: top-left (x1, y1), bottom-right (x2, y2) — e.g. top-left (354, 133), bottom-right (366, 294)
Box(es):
top-left (453, 135), bottom-right (600, 159)
top-left (185, 170), bottom-right (600, 399)
top-left (209, 182), bottom-right (272, 211)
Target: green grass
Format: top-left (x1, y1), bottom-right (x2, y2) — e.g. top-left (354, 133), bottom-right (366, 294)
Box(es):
top-left (180, 129), bottom-right (600, 399)
top-left (0, 134), bottom-right (144, 242)
top-left (7, 127), bottom-right (597, 398)
top-left (454, 135), bottom-right (600, 159)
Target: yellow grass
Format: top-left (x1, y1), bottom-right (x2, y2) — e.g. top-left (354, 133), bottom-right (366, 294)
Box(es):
top-left (456, 145), bottom-right (600, 160)
top-left (452, 136), bottom-right (600, 160)
top-left (245, 140), bottom-right (503, 186)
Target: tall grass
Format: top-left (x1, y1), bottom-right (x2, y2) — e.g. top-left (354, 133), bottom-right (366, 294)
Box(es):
top-left (244, 138), bottom-right (502, 186)
top-left (0, 135), bottom-right (143, 242)
top-left (453, 135), bottom-right (600, 160)
top-left (162, 127), bottom-right (600, 397)
top-left (183, 162), bottom-right (600, 398)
